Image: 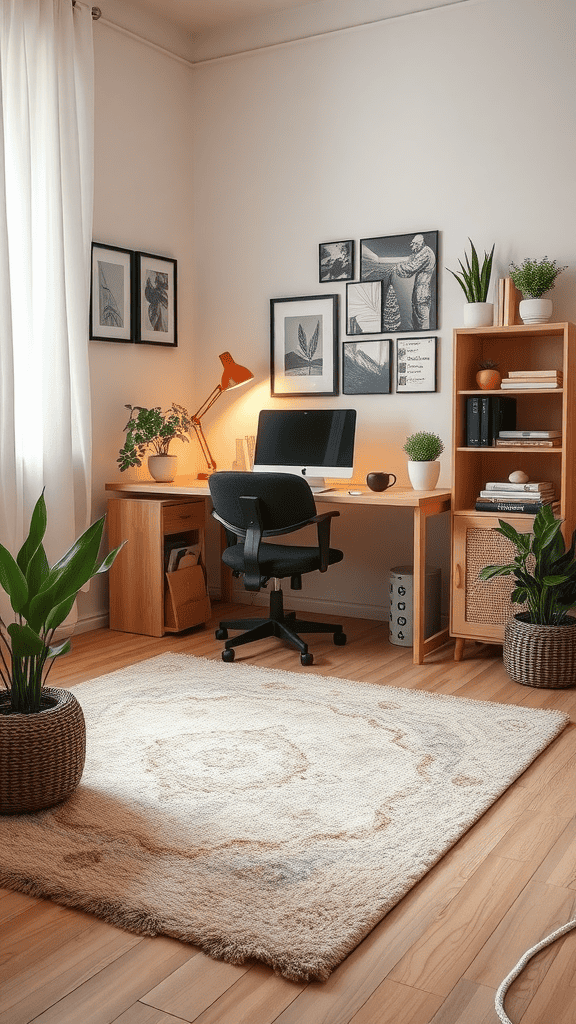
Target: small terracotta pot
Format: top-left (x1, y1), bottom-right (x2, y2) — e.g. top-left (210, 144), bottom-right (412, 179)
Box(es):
top-left (476, 369), bottom-right (501, 390)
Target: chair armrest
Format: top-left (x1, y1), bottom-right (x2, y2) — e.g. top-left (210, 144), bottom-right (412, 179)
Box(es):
top-left (309, 511), bottom-right (340, 571)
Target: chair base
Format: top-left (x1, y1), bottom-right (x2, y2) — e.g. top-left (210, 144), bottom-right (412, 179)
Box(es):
top-left (216, 588), bottom-right (346, 665)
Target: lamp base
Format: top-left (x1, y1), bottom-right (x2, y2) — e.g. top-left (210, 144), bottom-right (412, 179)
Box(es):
top-left (197, 471), bottom-right (213, 480)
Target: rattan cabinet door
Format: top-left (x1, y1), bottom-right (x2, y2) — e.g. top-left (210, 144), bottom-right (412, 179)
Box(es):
top-left (451, 514), bottom-right (532, 645)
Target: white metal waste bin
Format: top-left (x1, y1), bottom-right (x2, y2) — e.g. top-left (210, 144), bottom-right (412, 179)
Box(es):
top-left (389, 565), bottom-right (441, 647)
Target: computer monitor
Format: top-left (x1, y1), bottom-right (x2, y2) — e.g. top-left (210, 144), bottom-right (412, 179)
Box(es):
top-left (253, 408), bottom-right (357, 492)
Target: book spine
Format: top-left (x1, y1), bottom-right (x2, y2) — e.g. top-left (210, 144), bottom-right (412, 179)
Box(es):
top-left (508, 370), bottom-right (561, 377)
top-left (478, 491), bottom-right (548, 501)
top-left (479, 396), bottom-right (491, 447)
top-left (466, 395), bottom-right (481, 447)
top-left (484, 481), bottom-right (551, 492)
top-left (475, 501), bottom-right (543, 514)
top-left (494, 440), bottom-right (560, 447)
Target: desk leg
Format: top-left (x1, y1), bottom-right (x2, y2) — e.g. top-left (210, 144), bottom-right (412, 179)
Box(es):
top-left (412, 503), bottom-right (451, 665)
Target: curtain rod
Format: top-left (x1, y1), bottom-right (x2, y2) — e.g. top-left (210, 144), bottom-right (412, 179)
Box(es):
top-left (72, 1), bottom-right (102, 19)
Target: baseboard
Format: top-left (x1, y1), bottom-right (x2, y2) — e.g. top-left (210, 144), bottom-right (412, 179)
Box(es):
top-left (74, 611), bottom-right (110, 635)
top-left (220, 585), bottom-right (386, 622)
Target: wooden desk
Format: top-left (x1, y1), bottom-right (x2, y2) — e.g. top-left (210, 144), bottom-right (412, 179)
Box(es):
top-left (105, 478), bottom-right (451, 664)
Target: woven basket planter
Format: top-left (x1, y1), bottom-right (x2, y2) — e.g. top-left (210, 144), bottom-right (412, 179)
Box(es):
top-left (0, 687), bottom-right (86, 814)
top-left (504, 614), bottom-right (576, 689)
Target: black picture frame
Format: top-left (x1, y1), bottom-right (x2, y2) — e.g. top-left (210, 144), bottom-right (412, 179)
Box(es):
top-left (396, 336), bottom-right (438, 393)
top-left (359, 231), bottom-right (438, 332)
top-left (135, 252), bottom-right (177, 346)
top-left (343, 339), bottom-right (392, 395)
top-left (270, 294), bottom-right (339, 397)
top-left (346, 281), bottom-right (384, 335)
top-left (89, 242), bottom-right (135, 342)
top-left (319, 240), bottom-right (355, 282)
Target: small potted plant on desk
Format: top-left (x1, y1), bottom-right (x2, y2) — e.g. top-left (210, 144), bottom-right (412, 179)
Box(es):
top-left (117, 403), bottom-right (192, 481)
top-left (403, 431), bottom-right (444, 491)
top-left (508, 257), bottom-right (567, 324)
top-left (447, 238), bottom-right (495, 328)
top-left (479, 504), bottom-right (576, 688)
top-left (0, 493), bottom-right (125, 812)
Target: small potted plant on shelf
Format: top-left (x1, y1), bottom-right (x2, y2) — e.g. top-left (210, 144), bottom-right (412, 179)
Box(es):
top-left (0, 492), bottom-right (125, 812)
top-left (117, 403), bottom-right (192, 481)
top-left (403, 431), bottom-right (444, 491)
top-left (447, 238), bottom-right (495, 328)
top-left (476, 359), bottom-right (501, 390)
top-left (478, 504), bottom-right (576, 688)
top-left (508, 257), bottom-right (567, 325)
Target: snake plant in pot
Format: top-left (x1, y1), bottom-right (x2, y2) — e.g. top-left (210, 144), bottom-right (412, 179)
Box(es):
top-left (447, 239), bottom-right (495, 327)
top-left (0, 493), bottom-right (125, 813)
top-left (479, 504), bottom-right (576, 688)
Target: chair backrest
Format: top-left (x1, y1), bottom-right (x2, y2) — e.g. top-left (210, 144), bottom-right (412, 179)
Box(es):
top-left (209, 472), bottom-right (317, 535)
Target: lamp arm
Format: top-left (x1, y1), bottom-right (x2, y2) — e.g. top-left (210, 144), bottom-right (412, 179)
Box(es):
top-left (191, 420), bottom-right (217, 472)
top-left (192, 385), bottom-right (223, 423)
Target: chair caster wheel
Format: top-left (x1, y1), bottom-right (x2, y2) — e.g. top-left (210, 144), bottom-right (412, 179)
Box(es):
top-left (215, 628), bottom-right (228, 640)
top-left (300, 652), bottom-right (314, 666)
top-left (334, 632), bottom-right (347, 645)
top-left (222, 648), bottom-right (235, 662)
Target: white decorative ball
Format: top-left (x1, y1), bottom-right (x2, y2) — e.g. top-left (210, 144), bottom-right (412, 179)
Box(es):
top-left (509, 470), bottom-right (529, 484)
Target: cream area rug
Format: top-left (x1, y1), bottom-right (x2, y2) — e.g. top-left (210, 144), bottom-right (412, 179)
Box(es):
top-left (0, 654), bottom-right (568, 981)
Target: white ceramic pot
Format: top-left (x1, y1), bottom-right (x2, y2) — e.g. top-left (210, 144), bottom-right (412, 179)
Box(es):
top-left (148, 455), bottom-right (177, 482)
top-left (407, 460), bottom-right (440, 491)
top-left (519, 298), bottom-right (553, 324)
top-left (463, 302), bottom-right (494, 328)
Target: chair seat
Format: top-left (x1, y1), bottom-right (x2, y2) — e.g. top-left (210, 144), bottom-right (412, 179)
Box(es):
top-left (222, 542), bottom-right (343, 580)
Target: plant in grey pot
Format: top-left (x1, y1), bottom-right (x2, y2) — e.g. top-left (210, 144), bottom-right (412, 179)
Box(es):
top-left (402, 431), bottom-right (444, 491)
top-left (117, 403), bottom-right (192, 481)
top-left (0, 493), bottom-right (125, 812)
top-left (447, 238), bottom-right (495, 327)
top-left (509, 257), bottom-right (567, 324)
top-left (479, 504), bottom-right (576, 688)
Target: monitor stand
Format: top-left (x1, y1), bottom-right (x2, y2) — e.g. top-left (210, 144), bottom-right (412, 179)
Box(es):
top-left (306, 477), bottom-right (330, 494)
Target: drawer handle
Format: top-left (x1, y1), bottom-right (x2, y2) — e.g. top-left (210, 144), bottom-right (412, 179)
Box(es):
top-left (455, 563), bottom-right (463, 589)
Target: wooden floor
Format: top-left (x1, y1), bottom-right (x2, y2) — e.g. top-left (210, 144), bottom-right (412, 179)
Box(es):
top-left (2, 603), bottom-right (576, 1024)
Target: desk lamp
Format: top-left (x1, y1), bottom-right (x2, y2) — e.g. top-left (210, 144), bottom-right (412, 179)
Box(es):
top-left (193, 351), bottom-right (254, 479)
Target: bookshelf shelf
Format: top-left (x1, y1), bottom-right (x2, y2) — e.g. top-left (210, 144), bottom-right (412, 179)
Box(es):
top-left (450, 321), bottom-right (576, 658)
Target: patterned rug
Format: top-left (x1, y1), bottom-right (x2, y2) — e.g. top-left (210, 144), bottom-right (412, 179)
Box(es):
top-left (0, 654), bottom-right (568, 981)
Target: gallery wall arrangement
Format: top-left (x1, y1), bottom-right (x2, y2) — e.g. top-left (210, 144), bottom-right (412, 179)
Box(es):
top-left (270, 230), bottom-right (439, 398)
top-left (90, 242), bottom-right (178, 346)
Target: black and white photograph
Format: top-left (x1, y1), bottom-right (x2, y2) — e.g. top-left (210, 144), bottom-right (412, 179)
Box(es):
top-left (319, 240), bottom-right (355, 282)
top-left (90, 242), bottom-right (134, 342)
top-left (396, 336), bottom-right (437, 392)
top-left (346, 281), bottom-right (383, 334)
top-left (270, 294), bottom-right (339, 397)
top-left (360, 231), bottom-right (438, 332)
top-left (135, 252), bottom-right (177, 346)
top-left (343, 339), bottom-right (392, 395)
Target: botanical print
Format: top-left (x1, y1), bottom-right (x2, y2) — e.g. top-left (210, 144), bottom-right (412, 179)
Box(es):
top-left (360, 232), bottom-right (438, 332)
top-left (346, 282), bottom-right (382, 334)
top-left (98, 260), bottom-right (124, 328)
top-left (144, 268), bottom-right (168, 332)
top-left (343, 339), bottom-right (391, 395)
top-left (285, 314), bottom-right (323, 375)
top-left (319, 240), bottom-right (354, 282)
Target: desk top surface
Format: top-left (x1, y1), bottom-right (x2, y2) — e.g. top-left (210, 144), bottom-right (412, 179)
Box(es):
top-left (106, 477), bottom-right (451, 509)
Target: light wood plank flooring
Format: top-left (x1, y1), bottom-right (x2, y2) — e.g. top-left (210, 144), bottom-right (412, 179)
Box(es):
top-left (2, 603), bottom-right (576, 1024)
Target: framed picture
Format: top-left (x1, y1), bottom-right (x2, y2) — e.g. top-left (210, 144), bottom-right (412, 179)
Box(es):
top-left (319, 240), bottom-right (355, 282)
top-left (360, 231), bottom-right (438, 332)
top-left (343, 339), bottom-right (392, 395)
top-left (396, 336), bottom-right (438, 393)
top-left (346, 281), bottom-right (383, 335)
top-left (270, 294), bottom-right (339, 397)
top-left (135, 252), bottom-right (177, 346)
top-left (89, 242), bottom-right (135, 342)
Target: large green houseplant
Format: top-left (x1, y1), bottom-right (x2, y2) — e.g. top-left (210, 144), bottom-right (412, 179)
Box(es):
top-left (0, 493), bottom-right (125, 812)
top-left (479, 505), bottom-right (576, 688)
top-left (117, 403), bottom-right (191, 480)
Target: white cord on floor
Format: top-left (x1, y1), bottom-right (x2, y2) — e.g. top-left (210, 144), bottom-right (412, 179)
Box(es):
top-left (495, 916), bottom-right (576, 1023)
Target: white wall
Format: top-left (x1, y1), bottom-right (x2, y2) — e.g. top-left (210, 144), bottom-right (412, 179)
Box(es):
top-left (82, 0), bottom-right (576, 627)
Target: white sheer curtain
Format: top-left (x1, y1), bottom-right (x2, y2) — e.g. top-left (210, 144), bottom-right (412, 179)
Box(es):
top-left (0, 0), bottom-right (94, 578)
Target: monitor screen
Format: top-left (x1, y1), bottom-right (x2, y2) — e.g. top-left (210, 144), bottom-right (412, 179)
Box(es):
top-left (253, 408), bottom-right (356, 490)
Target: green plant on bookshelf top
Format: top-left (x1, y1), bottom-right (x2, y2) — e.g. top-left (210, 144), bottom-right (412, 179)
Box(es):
top-left (508, 258), bottom-right (567, 299)
top-left (447, 239), bottom-right (495, 303)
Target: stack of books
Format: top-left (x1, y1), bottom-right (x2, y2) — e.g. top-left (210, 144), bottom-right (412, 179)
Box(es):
top-left (466, 395), bottom-right (516, 447)
top-left (475, 480), bottom-right (558, 514)
top-left (500, 369), bottom-right (563, 390)
top-left (495, 429), bottom-right (562, 448)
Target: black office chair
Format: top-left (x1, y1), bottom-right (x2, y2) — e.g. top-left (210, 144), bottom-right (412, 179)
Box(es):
top-left (208, 472), bottom-right (346, 666)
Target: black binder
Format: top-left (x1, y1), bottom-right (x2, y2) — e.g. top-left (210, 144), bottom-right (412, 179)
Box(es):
top-left (485, 396), bottom-right (517, 445)
top-left (466, 396), bottom-right (481, 447)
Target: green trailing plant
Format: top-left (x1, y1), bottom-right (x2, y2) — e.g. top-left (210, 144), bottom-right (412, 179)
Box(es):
top-left (117, 403), bottom-right (192, 471)
top-left (478, 504), bottom-right (576, 626)
top-left (0, 493), bottom-right (125, 714)
top-left (403, 431), bottom-right (444, 462)
top-left (508, 257), bottom-right (567, 299)
top-left (447, 239), bottom-right (495, 303)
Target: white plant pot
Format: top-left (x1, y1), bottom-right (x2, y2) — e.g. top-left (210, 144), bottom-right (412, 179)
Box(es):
top-left (148, 455), bottom-right (177, 482)
top-left (519, 298), bottom-right (553, 324)
top-left (463, 302), bottom-right (494, 328)
top-left (407, 460), bottom-right (440, 491)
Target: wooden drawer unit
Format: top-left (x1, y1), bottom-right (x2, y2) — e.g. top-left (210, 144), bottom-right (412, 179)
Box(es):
top-left (108, 497), bottom-right (210, 637)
